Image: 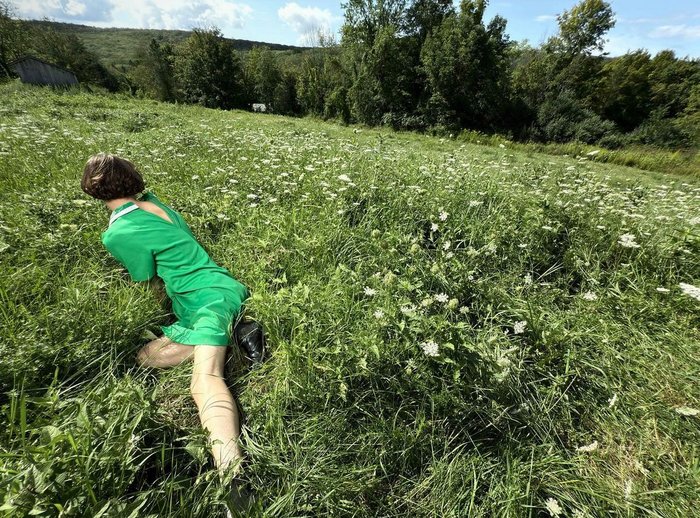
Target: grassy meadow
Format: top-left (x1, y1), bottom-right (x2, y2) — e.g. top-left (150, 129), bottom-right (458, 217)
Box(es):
top-left (0, 82), bottom-right (699, 517)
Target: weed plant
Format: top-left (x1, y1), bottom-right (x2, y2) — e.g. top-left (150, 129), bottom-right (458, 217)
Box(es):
top-left (0, 84), bottom-right (699, 517)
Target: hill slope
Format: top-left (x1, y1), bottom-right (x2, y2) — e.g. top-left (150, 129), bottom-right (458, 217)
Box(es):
top-left (0, 83), bottom-right (698, 517)
top-left (26, 20), bottom-right (306, 68)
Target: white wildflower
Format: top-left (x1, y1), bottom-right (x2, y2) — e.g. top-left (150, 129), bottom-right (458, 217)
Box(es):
top-left (690, 216), bottom-right (700, 225)
top-left (373, 309), bottom-right (385, 319)
top-left (582, 291), bottom-right (598, 301)
top-left (674, 406), bottom-right (699, 416)
top-left (576, 440), bottom-right (599, 453)
top-left (431, 222), bottom-right (439, 232)
top-left (246, 193), bottom-right (258, 199)
top-left (439, 211), bottom-right (449, 221)
top-left (435, 293), bottom-right (449, 303)
top-left (679, 282), bottom-right (700, 301)
top-left (523, 274), bottom-right (533, 285)
top-left (656, 287), bottom-right (670, 293)
top-left (400, 304), bottom-right (416, 316)
top-left (513, 321), bottom-right (527, 335)
top-left (459, 306), bottom-right (470, 314)
top-left (337, 174), bottom-right (352, 182)
top-left (618, 233), bottom-right (640, 248)
top-left (624, 480), bottom-right (633, 500)
top-left (363, 287), bottom-right (376, 296)
top-left (191, 175), bottom-right (200, 180)
top-left (608, 393), bottom-right (618, 408)
top-left (545, 497), bottom-right (563, 517)
top-left (420, 340), bottom-right (439, 357)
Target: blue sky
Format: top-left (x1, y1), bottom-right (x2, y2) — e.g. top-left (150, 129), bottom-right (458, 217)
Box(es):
top-left (11, 0), bottom-right (700, 56)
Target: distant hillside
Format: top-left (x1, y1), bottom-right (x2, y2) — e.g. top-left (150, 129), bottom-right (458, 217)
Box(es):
top-left (26, 20), bottom-right (307, 69)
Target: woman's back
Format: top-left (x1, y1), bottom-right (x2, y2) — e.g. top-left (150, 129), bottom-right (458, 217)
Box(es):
top-left (102, 192), bottom-right (242, 297)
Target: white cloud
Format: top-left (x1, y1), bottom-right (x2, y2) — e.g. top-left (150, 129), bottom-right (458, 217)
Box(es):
top-left (278, 2), bottom-right (333, 36)
top-left (64, 0), bottom-right (86, 16)
top-left (12, 0), bottom-right (252, 30)
top-left (650, 25), bottom-right (700, 40)
top-left (535, 14), bottom-right (556, 22)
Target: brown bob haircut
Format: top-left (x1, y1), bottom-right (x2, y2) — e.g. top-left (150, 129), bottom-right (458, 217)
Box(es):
top-left (81, 153), bottom-right (145, 200)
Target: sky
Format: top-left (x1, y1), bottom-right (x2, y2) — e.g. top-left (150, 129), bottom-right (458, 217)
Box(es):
top-left (10, 0), bottom-right (700, 57)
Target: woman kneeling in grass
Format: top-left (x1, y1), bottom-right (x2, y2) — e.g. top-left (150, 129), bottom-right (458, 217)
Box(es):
top-left (81, 153), bottom-right (263, 500)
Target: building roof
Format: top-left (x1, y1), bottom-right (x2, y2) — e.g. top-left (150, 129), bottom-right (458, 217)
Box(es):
top-left (9, 55), bottom-right (77, 78)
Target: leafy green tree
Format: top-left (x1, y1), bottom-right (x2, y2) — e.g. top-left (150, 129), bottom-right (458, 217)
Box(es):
top-left (554, 0), bottom-right (615, 56)
top-left (245, 46), bottom-right (282, 109)
top-left (511, 0), bottom-right (615, 140)
top-left (0, 1), bottom-right (27, 77)
top-left (273, 68), bottom-right (301, 116)
top-left (403, 0), bottom-right (454, 41)
top-left (341, 0), bottom-right (407, 48)
top-left (130, 38), bottom-right (175, 101)
top-left (595, 51), bottom-right (652, 131)
top-left (173, 28), bottom-right (244, 109)
top-left (420, 0), bottom-right (511, 130)
top-left (348, 24), bottom-right (415, 125)
top-left (648, 50), bottom-right (700, 119)
top-left (297, 30), bottom-right (347, 119)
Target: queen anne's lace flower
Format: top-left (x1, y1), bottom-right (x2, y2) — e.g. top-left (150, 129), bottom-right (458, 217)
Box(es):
top-left (618, 233), bottom-right (640, 248)
top-left (363, 286), bottom-right (376, 296)
top-left (513, 321), bottom-right (527, 334)
top-left (545, 497), bottom-right (563, 517)
top-left (420, 340), bottom-right (439, 357)
top-left (679, 283), bottom-right (700, 301)
top-left (582, 291), bottom-right (598, 301)
top-left (435, 293), bottom-right (449, 303)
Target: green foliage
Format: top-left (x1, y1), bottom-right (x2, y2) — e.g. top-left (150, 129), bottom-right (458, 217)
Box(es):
top-left (534, 89), bottom-right (618, 144)
top-left (172, 28), bottom-right (245, 110)
top-left (554, 0), bottom-right (615, 56)
top-left (420, 1), bottom-right (511, 130)
top-left (129, 38), bottom-right (176, 102)
top-left (0, 1), bottom-right (26, 77)
top-left (244, 46), bottom-right (282, 109)
top-left (595, 50), bottom-right (653, 131)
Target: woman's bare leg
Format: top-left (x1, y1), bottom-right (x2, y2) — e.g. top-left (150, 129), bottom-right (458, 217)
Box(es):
top-left (190, 345), bottom-right (243, 473)
top-left (136, 336), bottom-right (194, 368)
top-left (137, 338), bottom-right (242, 473)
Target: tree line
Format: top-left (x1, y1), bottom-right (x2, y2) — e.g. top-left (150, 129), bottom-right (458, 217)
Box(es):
top-left (1, 0), bottom-right (698, 150)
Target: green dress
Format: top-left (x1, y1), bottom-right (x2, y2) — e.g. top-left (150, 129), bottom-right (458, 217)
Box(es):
top-left (102, 192), bottom-right (248, 346)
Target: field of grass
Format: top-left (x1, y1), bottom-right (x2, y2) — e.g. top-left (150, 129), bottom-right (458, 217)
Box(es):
top-left (0, 81), bottom-right (699, 517)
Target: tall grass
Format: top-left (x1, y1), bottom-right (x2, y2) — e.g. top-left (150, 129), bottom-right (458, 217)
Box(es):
top-left (0, 83), bottom-right (699, 517)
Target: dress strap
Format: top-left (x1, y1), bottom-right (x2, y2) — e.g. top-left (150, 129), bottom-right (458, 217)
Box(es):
top-left (109, 204), bottom-right (140, 226)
